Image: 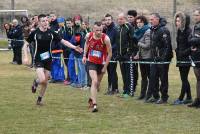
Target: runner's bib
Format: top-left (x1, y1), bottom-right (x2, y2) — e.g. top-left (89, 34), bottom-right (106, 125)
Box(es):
top-left (40, 51), bottom-right (50, 60)
top-left (90, 50), bottom-right (102, 58)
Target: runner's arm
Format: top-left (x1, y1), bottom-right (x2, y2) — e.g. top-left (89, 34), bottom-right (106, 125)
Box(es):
top-left (83, 33), bottom-right (90, 57)
top-left (82, 33), bottom-right (90, 64)
top-left (60, 39), bottom-right (83, 53)
top-left (104, 35), bottom-right (112, 67)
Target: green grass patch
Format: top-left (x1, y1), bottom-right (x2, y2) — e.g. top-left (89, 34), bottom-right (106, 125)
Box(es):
top-left (0, 40), bottom-right (9, 48)
top-left (0, 51), bottom-right (200, 134)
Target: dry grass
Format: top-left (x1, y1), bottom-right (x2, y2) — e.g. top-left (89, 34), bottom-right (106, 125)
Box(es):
top-left (0, 0), bottom-right (199, 20)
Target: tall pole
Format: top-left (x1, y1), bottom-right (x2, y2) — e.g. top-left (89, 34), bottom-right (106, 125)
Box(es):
top-left (11, 0), bottom-right (15, 20)
top-left (172, 0), bottom-right (177, 49)
top-left (173, 0), bottom-right (176, 16)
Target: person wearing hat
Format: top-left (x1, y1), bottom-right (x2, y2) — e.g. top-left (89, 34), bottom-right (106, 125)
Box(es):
top-left (50, 17), bottom-right (68, 83)
top-left (69, 15), bottom-right (83, 87)
top-left (70, 32), bottom-right (87, 88)
top-left (73, 15), bottom-right (83, 33)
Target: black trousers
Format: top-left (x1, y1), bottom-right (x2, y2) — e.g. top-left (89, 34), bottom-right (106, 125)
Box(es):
top-left (132, 63), bottom-right (138, 92)
top-left (13, 46), bottom-right (22, 65)
top-left (63, 49), bottom-right (70, 81)
top-left (120, 59), bottom-right (137, 95)
top-left (147, 64), bottom-right (170, 101)
top-left (107, 62), bottom-right (118, 91)
top-left (139, 62), bottom-right (150, 97)
top-left (194, 67), bottom-right (200, 99)
top-left (29, 43), bottom-right (35, 65)
top-left (178, 66), bottom-right (191, 100)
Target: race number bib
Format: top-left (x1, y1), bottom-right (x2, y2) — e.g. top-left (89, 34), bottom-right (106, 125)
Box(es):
top-left (90, 50), bottom-right (102, 58)
top-left (40, 51), bottom-right (50, 60)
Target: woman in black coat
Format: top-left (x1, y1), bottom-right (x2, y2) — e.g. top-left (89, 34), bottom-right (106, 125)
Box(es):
top-left (173, 12), bottom-right (192, 105)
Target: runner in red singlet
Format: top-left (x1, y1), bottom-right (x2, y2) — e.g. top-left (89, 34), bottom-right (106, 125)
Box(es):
top-left (82, 21), bottom-right (112, 112)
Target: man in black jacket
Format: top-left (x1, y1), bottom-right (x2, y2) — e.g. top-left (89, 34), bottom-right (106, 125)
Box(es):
top-left (188, 8), bottom-right (200, 108)
top-left (10, 19), bottom-right (24, 65)
top-left (145, 13), bottom-right (173, 104)
top-left (104, 13), bottom-right (119, 95)
top-left (127, 10), bottom-right (139, 95)
top-left (49, 12), bottom-right (59, 32)
top-left (116, 13), bottom-right (137, 97)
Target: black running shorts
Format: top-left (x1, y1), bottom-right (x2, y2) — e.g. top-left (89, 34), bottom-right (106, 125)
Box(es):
top-left (34, 61), bottom-right (52, 71)
top-left (87, 61), bottom-right (104, 75)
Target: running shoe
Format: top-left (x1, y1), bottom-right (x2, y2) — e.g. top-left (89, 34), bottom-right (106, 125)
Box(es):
top-left (31, 79), bottom-right (38, 93)
top-left (92, 104), bottom-right (98, 112)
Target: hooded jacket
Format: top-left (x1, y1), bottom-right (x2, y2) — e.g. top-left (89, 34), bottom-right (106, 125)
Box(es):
top-left (189, 21), bottom-right (200, 68)
top-left (150, 17), bottom-right (173, 62)
top-left (174, 12), bottom-right (192, 67)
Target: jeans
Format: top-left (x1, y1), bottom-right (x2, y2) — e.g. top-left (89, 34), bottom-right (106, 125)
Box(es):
top-left (75, 57), bottom-right (87, 86)
top-left (68, 52), bottom-right (77, 83)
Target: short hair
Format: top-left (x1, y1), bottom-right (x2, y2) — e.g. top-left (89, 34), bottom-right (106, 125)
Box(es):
top-left (66, 17), bottom-right (72, 22)
top-left (194, 8), bottom-right (200, 14)
top-left (12, 19), bottom-right (18, 25)
top-left (101, 18), bottom-right (105, 22)
top-left (135, 15), bottom-right (148, 25)
top-left (127, 10), bottom-right (137, 17)
top-left (105, 13), bottom-right (113, 19)
top-left (94, 21), bottom-right (102, 27)
top-left (151, 13), bottom-right (161, 19)
top-left (38, 14), bottom-right (46, 21)
top-left (82, 20), bottom-right (89, 25)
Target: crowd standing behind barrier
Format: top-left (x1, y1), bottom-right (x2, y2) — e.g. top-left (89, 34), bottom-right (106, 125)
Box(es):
top-left (2, 8), bottom-right (200, 111)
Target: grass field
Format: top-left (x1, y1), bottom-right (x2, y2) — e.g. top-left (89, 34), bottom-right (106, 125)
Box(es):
top-left (0, 40), bottom-right (8, 48)
top-left (0, 51), bottom-right (200, 134)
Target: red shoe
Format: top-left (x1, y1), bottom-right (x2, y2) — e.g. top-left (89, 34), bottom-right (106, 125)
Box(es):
top-left (88, 98), bottom-right (93, 109)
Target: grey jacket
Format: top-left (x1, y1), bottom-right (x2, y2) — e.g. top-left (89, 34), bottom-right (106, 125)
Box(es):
top-left (138, 29), bottom-right (152, 59)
